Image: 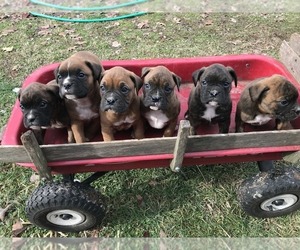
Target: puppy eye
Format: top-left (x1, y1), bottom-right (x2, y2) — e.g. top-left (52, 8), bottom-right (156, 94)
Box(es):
top-left (201, 80), bottom-right (207, 86)
top-left (144, 83), bottom-right (151, 90)
top-left (224, 81), bottom-right (230, 88)
top-left (280, 100), bottom-right (289, 106)
top-left (78, 72), bottom-right (85, 78)
top-left (19, 104), bottom-right (25, 110)
top-left (164, 85), bottom-right (172, 93)
top-left (121, 85), bottom-right (130, 94)
top-left (40, 101), bottom-right (48, 108)
top-left (57, 74), bottom-right (62, 80)
top-left (100, 84), bottom-right (106, 92)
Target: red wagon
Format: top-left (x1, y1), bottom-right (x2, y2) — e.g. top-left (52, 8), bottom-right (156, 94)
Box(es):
top-left (2, 54), bottom-right (300, 232)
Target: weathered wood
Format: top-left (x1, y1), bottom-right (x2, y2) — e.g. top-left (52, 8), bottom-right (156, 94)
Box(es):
top-left (170, 120), bottom-right (191, 172)
top-left (186, 129), bottom-right (300, 152)
top-left (1, 129), bottom-right (300, 165)
top-left (289, 33), bottom-right (300, 56)
top-left (0, 146), bottom-right (30, 163)
top-left (41, 137), bottom-right (176, 161)
top-left (37, 129), bottom-right (300, 162)
top-left (279, 40), bottom-right (300, 83)
top-left (20, 130), bottom-right (52, 180)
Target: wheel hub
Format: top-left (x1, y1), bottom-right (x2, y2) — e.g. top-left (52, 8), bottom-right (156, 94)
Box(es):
top-left (260, 194), bottom-right (298, 211)
top-left (46, 209), bottom-right (85, 226)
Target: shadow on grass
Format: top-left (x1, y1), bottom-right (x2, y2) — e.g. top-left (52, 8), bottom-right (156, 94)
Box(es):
top-left (99, 162), bottom-right (259, 228)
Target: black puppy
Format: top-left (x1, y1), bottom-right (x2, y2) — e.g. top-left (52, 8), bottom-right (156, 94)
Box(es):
top-left (18, 80), bottom-right (73, 144)
top-left (185, 63), bottom-right (237, 134)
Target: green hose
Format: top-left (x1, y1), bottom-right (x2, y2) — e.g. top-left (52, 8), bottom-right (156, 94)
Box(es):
top-left (29, 0), bottom-right (148, 11)
top-left (29, 11), bottom-right (148, 23)
top-left (29, 0), bottom-right (148, 22)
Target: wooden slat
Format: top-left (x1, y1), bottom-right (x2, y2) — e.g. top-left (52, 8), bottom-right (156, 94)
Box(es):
top-left (279, 40), bottom-right (300, 83)
top-left (0, 146), bottom-right (30, 163)
top-left (39, 129), bottom-right (300, 162)
top-left (186, 129), bottom-right (300, 152)
top-left (1, 129), bottom-right (300, 164)
top-left (41, 137), bottom-right (177, 162)
top-left (170, 120), bottom-right (190, 172)
top-left (21, 131), bottom-right (52, 180)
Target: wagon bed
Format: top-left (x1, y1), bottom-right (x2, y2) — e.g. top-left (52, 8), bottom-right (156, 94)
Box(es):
top-left (2, 54), bottom-right (300, 175)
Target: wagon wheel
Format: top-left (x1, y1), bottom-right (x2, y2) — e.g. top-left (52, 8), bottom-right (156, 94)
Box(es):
top-left (237, 166), bottom-right (300, 218)
top-left (25, 181), bottom-right (106, 232)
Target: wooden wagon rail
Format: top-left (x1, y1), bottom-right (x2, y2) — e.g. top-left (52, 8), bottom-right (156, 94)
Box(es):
top-left (1, 120), bottom-right (300, 180)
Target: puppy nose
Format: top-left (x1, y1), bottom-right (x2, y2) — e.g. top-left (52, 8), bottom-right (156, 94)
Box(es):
top-left (64, 83), bottom-right (72, 90)
top-left (209, 90), bottom-right (219, 97)
top-left (27, 114), bottom-right (36, 123)
top-left (151, 96), bottom-right (161, 102)
top-left (295, 106), bottom-right (300, 114)
top-left (106, 97), bottom-right (116, 105)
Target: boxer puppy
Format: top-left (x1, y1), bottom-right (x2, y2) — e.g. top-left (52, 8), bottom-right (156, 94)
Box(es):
top-left (99, 66), bottom-right (144, 141)
top-left (55, 51), bottom-right (104, 143)
top-left (235, 74), bottom-right (300, 132)
top-left (18, 80), bottom-right (73, 144)
top-left (140, 66), bottom-right (181, 137)
top-left (185, 63), bottom-right (237, 134)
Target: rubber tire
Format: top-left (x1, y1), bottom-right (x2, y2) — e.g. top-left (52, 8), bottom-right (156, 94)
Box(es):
top-left (25, 181), bottom-right (106, 232)
top-left (237, 167), bottom-right (300, 218)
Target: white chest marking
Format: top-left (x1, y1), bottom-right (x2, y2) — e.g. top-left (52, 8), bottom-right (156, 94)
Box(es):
top-left (145, 110), bottom-right (169, 129)
top-left (246, 114), bottom-right (273, 125)
top-left (202, 102), bottom-right (219, 121)
top-left (113, 116), bottom-right (135, 127)
top-left (74, 97), bottom-right (98, 120)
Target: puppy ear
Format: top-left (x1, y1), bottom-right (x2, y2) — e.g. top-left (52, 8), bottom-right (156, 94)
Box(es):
top-left (227, 66), bottom-right (238, 87)
top-left (85, 61), bottom-right (104, 81)
top-left (46, 82), bottom-right (61, 100)
top-left (192, 67), bottom-right (206, 86)
top-left (172, 72), bottom-right (181, 91)
top-left (141, 67), bottom-right (151, 78)
top-left (248, 82), bottom-right (270, 102)
top-left (130, 73), bottom-right (143, 92)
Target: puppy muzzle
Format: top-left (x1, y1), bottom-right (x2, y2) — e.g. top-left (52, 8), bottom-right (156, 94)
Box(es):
top-left (143, 94), bottom-right (167, 111)
top-left (101, 93), bottom-right (128, 114)
top-left (276, 105), bottom-right (300, 121)
top-left (25, 112), bottom-right (50, 128)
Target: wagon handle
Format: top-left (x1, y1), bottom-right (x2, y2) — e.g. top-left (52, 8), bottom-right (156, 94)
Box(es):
top-left (170, 120), bottom-right (191, 172)
top-left (20, 130), bottom-right (52, 181)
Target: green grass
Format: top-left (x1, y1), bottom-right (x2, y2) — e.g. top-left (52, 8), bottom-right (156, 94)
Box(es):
top-left (1, 12), bottom-right (300, 237)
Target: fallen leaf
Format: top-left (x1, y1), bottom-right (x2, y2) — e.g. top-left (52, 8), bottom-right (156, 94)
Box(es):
top-left (67, 46), bottom-right (78, 52)
top-left (30, 173), bottom-right (40, 183)
top-left (12, 220), bottom-right (27, 237)
top-left (136, 194), bottom-right (143, 207)
top-left (112, 41), bottom-right (121, 48)
top-left (137, 21), bottom-right (149, 29)
top-left (1, 29), bottom-right (15, 36)
top-left (173, 17), bottom-right (181, 24)
top-left (231, 18), bottom-right (237, 23)
top-left (2, 46), bottom-right (14, 52)
top-left (149, 180), bottom-right (158, 187)
top-left (0, 204), bottom-right (11, 221)
top-left (160, 230), bottom-right (167, 237)
top-left (143, 231), bottom-right (150, 237)
top-left (12, 87), bottom-right (20, 93)
top-left (38, 30), bottom-right (51, 36)
top-left (204, 19), bottom-right (214, 26)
